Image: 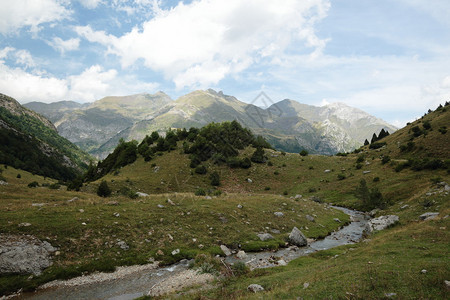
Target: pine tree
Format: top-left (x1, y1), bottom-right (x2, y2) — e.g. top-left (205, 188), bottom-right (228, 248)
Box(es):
top-left (97, 180), bottom-right (111, 197)
top-left (370, 133), bottom-right (378, 144)
top-left (364, 139), bottom-right (369, 146)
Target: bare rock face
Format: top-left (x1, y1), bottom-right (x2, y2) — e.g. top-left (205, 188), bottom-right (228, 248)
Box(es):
top-left (288, 227), bottom-right (308, 247)
top-left (0, 234), bottom-right (56, 275)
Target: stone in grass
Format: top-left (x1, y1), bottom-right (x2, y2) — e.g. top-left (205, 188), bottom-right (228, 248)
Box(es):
top-left (220, 245), bottom-right (232, 256)
top-left (274, 212), bottom-right (284, 217)
top-left (288, 227), bottom-right (308, 247)
top-left (247, 284), bottom-right (264, 293)
top-left (171, 249), bottom-right (180, 255)
top-left (419, 212), bottom-right (439, 221)
top-left (236, 250), bottom-right (247, 259)
top-left (257, 233), bottom-right (274, 241)
top-left (306, 215), bottom-right (315, 222)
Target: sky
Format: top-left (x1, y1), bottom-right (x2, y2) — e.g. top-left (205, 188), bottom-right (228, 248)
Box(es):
top-left (0, 0), bottom-right (449, 127)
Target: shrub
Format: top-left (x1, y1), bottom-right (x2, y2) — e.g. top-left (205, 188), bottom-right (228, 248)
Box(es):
top-left (355, 179), bottom-right (388, 210)
top-left (210, 171), bottom-right (220, 186)
top-left (267, 161), bottom-right (273, 166)
top-left (281, 151), bottom-right (286, 156)
top-left (309, 187), bottom-right (317, 193)
top-left (264, 186), bottom-right (271, 191)
top-left (16, 173), bottom-right (21, 179)
top-left (337, 173), bottom-right (346, 180)
top-left (274, 171), bottom-right (279, 175)
top-left (373, 177), bottom-right (380, 182)
top-left (48, 183), bottom-right (60, 190)
top-left (227, 157), bottom-right (241, 168)
top-left (231, 261), bottom-right (249, 276)
top-left (299, 150), bottom-right (308, 156)
top-left (283, 191), bottom-right (288, 195)
top-left (356, 155), bottom-right (365, 163)
top-left (240, 157), bottom-right (252, 169)
top-left (411, 126), bottom-right (422, 137)
top-left (438, 126), bottom-right (447, 134)
top-left (27, 181), bottom-right (39, 188)
top-left (251, 147), bottom-right (266, 163)
top-left (195, 188), bottom-right (206, 196)
top-left (369, 142), bottom-right (386, 149)
top-left (423, 120), bottom-right (431, 130)
top-left (381, 155), bottom-right (391, 164)
top-left (195, 165), bottom-right (207, 175)
top-left (97, 181), bottom-right (111, 197)
top-left (355, 163), bottom-right (363, 169)
top-left (336, 152), bottom-right (348, 156)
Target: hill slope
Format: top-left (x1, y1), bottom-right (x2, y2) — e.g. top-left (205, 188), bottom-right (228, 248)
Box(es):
top-left (0, 93), bottom-right (91, 180)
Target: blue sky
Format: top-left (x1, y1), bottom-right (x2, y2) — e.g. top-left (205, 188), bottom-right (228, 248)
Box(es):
top-left (1, 0), bottom-right (449, 127)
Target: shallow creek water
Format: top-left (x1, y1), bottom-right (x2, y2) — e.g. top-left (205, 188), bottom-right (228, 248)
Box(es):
top-left (16, 206), bottom-right (369, 300)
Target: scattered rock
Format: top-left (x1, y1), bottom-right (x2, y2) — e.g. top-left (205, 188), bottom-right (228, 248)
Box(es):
top-left (79, 209), bottom-right (84, 213)
top-left (157, 204), bottom-right (165, 208)
top-left (303, 282), bottom-right (309, 289)
top-left (400, 205), bottom-right (409, 209)
top-left (363, 171), bottom-right (371, 174)
top-left (81, 222), bottom-right (87, 226)
top-left (153, 166), bottom-right (160, 173)
top-left (220, 245), bottom-right (231, 256)
top-left (294, 194), bottom-right (302, 199)
top-left (113, 212), bottom-right (120, 217)
top-left (257, 233), bottom-right (274, 241)
top-left (171, 249), bottom-right (180, 255)
top-left (277, 259), bottom-right (287, 266)
top-left (67, 197), bottom-right (78, 203)
top-left (288, 227), bottom-right (308, 247)
top-left (136, 192), bottom-right (149, 197)
top-left (384, 293), bottom-right (397, 298)
top-left (236, 250), bottom-right (247, 259)
top-left (156, 249), bottom-right (164, 256)
top-left (247, 178), bottom-right (253, 183)
top-left (445, 280), bottom-right (450, 290)
top-left (274, 212), bottom-right (284, 217)
top-left (0, 234), bottom-right (56, 275)
top-left (237, 204), bottom-right (243, 209)
top-left (247, 284), bottom-right (264, 293)
top-left (368, 208), bottom-right (380, 217)
top-left (32, 203), bottom-right (45, 207)
top-left (419, 212), bottom-right (439, 221)
top-left (364, 215), bottom-right (399, 234)
top-left (18, 223), bottom-right (31, 227)
top-left (421, 269), bottom-right (427, 274)
top-left (167, 199), bottom-right (175, 206)
top-left (324, 169), bottom-right (331, 173)
top-left (116, 240), bottom-right (129, 251)
top-left (198, 244), bottom-right (204, 249)
top-left (306, 215), bottom-right (315, 222)
top-left (334, 218), bottom-right (341, 223)
top-left (270, 229), bottom-right (281, 234)
top-left (167, 234), bottom-right (174, 241)
top-left (205, 196), bottom-right (212, 200)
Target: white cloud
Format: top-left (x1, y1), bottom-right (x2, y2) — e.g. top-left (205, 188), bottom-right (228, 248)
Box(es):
top-left (0, 0), bottom-right (71, 34)
top-left (76, 0), bottom-right (330, 89)
top-left (48, 37), bottom-right (80, 54)
top-left (14, 50), bottom-right (36, 68)
top-left (78, 0), bottom-right (102, 9)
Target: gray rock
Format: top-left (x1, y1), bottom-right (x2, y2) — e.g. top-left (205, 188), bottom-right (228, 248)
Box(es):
top-left (116, 240), bottom-right (129, 250)
top-left (157, 204), bottom-right (165, 208)
top-left (288, 227), bottom-right (308, 247)
top-left (220, 245), bottom-right (231, 256)
top-left (0, 180), bottom-right (8, 185)
top-left (324, 169), bottom-right (331, 173)
top-left (274, 212), bottom-right (284, 217)
top-left (257, 233), bottom-right (274, 241)
top-left (369, 208), bottom-right (380, 217)
top-left (445, 280), bottom-right (450, 290)
top-left (384, 293), bottom-right (397, 298)
top-left (247, 178), bottom-right (253, 183)
top-left (18, 223), bottom-right (31, 227)
top-left (237, 204), bottom-right (243, 209)
top-left (363, 170), bottom-right (371, 174)
top-left (0, 234), bottom-right (56, 275)
top-left (167, 199), bottom-right (176, 206)
top-left (171, 249), bottom-right (180, 255)
top-left (334, 218), bottom-right (341, 223)
top-left (67, 197), bottom-right (79, 203)
top-left (419, 212), bottom-right (439, 221)
top-left (364, 215), bottom-right (399, 234)
top-left (400, 205), bottom-right (409, 209)
top-left (136, 192), bottom-right (149, 197)
top-left (270, 229), bottom-right (281, 234)
top-left (247, 284), bottom-right (264, 293)
top-left (306, 215), bottom-right (315, 222)
top-left (294, 194), bottom-right (302, 199)
top-left (277, 259), bottom-right (287, 266)
top-left (236, 250), bottom-right (247, 259)
top-left (205, 196), bottom-right (212, 200)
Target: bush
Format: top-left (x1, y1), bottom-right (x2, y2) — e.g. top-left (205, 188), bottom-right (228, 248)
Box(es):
top-left (356, 155), bottom-right (365, 163)
top-left (373, 177), bottom-right (380, 182)
top-left (48, 183), bottom-right (61, 190)
top-left (423, 120), bottom-right (431, 130)
top-left (299, 150), bottom-right (308, 156)
top-left (283, 191), bottom-right (288, 195)
top-left (381, 155), bottom-right (391, 164)
top-left (97, 180), bottom-right (112, 197)
top-left (355, 179), bottom-right (388, 210)
top-left (400, 141), bottom-right (415, 152)
top-left (16, 173), bottom-right (21, 179)
top-left (411, 126), bottom-right (423, 137)
top-left (264, 186), bottom-right (271, 191)
top-left (195, 188), bottom-right (206, 196)
top-left (251, 147), bottom-right (266, 163)
top-left (227, 157), bottom-right (241, 168)
top-left (231, 261), bottom-right (249, 276)
top-left (240, 157), bottom-right (252, 169)
top-left (27, 181), bottom-right (39, 188)
top-left (195, 165), bottom-right (207, 175)
top-left (337, 173), bottom-right (346, 180)
top-left (369, 142), bottom-right (386, 149)
top-left (210, 171), bottom-right (220, 186)
top-left (355, 163), bottom-right (363, 169)
top-left (438, 126), bottom-right (447, 134)
top-left (267, 161), bottom-right (273, 166)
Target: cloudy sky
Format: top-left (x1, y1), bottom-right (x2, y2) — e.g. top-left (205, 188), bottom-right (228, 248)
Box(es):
top-left (0, 0), bottom-right (449, 126)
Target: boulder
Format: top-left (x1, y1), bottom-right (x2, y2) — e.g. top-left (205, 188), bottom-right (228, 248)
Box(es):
top-left (220, 245), bottom-right (232, 256)
top-left (171, 249), bottom-right (180, 255)
top-left (277, 259), bottom-right (287, 266)
top-left (257, 233), bottom-right (274, 241)
top-left (305, 215), bottom-right (315, 222)
top-left (247, 284), bottom-right (264, 293)
top-left (288, 227), bottom-right (308, 247)
top-left (364, 215), bottom-right (399, 234)
top-left (419, 212), bottom-right (439, 221)
top-left (236, 250), bottom-right (247, 259)
top-left (0, 234), bottom-right (56, 275)
top-left (237, 204), bottom-right (243, 209)
top-left (136, 192), bottom-right (149, 197)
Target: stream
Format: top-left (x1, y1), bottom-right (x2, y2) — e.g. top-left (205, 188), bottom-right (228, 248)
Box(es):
top-left (15, 206), bottom-right (369, 300)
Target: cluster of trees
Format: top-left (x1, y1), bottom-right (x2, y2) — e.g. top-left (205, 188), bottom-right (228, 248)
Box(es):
top-left (364, 128), bottom-right (390, 146)
top-left (0, 126), bottom-right (78, 181)
top-left (72, 120), bottom-right (272, 191)
top-left (355, 179), bottom-right (388, 210)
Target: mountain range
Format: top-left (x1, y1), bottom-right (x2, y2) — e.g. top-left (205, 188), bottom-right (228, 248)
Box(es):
top-left (24, 89), bottom-right (396, 158)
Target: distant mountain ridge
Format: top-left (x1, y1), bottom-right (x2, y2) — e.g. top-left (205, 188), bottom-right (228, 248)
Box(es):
top-left (24, 89), bottom-right (396, 158)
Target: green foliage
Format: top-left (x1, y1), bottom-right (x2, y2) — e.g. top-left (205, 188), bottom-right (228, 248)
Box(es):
top-left (231, 261), bottom-right (249, 276)
top-left (336, 152), bottom-right (348, 156)
top-left (411, 125), bottom-right (423, 137)
top-left (48, 183), bottom-right (60, 190)
top-left (16, 173), bottom-right (21, 179)
top-left (438, 126), bottom-right (447, 134)
top-left (240, 157), bottom-right (252, 169)
top-left (195, 188), bottom-right (206, 196)
top-left (422, 120), bottom-right (431, 130)
top-left (337, 173), bottom-right (346, 180)
top-left (369, 142), bottom-right (386, 149)
top-left (251, 147), bottom-right (266, 163)
top-left (373, 177), bottom-right (380, 182)
top-left (299, 149), bottom-right (308, 156)
top-left (355, 163), bottom-right (363, 169)
top-left (400, 141), bottom-right (415, 152)
top-left (195, 165), bottom-right (207, 175)
top-left (356, 155), bottom-right (365, 163)
top-left (209, 171), bottom-right (220, 186)
top-left (354, 179), bottom-right (388, 210)
top-left (381, 155), bottom-right (391, 164)
top-left (97, 180), bottom-right (111, 197)
top-left (27, 181), bottom-right (39, 188)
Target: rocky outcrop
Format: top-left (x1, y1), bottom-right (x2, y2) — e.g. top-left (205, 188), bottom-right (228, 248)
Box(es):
top-left (0, 234), bottom-right (56, 275)
top-left (364, 215), bottom-right (399, 234)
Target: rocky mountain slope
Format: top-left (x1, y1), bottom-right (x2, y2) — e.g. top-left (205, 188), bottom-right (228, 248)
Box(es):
top-left (0, 93), bottom-right (91, 180)
top-left (25, 89), bottom-right (396, 158)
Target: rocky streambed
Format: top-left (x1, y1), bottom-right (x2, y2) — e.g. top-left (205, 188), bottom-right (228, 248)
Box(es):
top-left (12, 207), bottom-right (370, 300)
